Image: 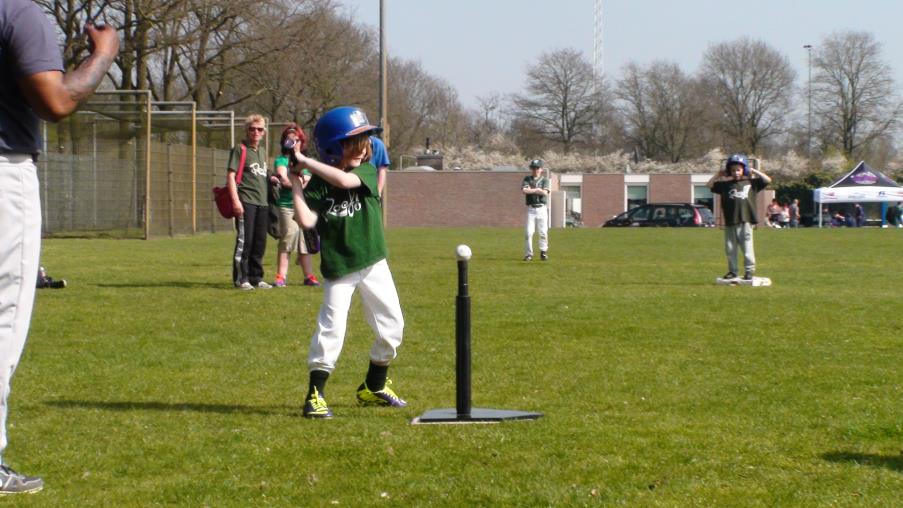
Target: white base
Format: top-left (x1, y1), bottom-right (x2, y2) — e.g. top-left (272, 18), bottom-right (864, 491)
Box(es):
top-left (715, 276), bottom-right (772, 287)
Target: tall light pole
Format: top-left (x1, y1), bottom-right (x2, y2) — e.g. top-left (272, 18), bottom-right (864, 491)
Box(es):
top-left (379, 0), bottom-right (389, 145)
top-left (804, 44), bottom-right (812, 169)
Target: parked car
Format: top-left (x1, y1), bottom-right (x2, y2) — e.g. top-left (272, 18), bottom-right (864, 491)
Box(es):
top-left (602, 203), bottom-right (715, 227)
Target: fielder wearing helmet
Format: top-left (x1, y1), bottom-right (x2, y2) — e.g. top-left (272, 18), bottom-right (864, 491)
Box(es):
top-left (287, 106), bottom-right (407, 419)
top-left (707, 153), bottom-right (772, 281)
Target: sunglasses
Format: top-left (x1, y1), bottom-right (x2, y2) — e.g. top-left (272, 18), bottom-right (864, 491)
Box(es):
top-left (248, 127), bottom-right (266, 132)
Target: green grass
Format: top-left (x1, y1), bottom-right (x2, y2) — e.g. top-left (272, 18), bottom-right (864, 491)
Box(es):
top-left (13, 227), bottom-right (903, 505)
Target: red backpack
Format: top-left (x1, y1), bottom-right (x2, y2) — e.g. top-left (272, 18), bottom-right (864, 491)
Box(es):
top-left (212, 143), bottom-right (246, 219)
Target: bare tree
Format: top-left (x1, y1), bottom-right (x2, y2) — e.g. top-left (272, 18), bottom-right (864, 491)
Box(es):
top-left (247, 6), bottom-right (377, 128)
top-left (812, 30), bottom-right (902, 160)
top-left (700, 37), bottom-right (796, 155)
top-left (511, 48), bottom-right (597, 153)
top-left (616, 61), bottom-right (705, 162)
top-left (617, 62), bottom-right (657, 160)
top-left (387, 59), bottom-right (465, 158)
top-left (468, 93), bottom-right (506, 146)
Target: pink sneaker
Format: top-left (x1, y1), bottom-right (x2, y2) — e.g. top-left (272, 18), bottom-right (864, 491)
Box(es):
top-left (304, 275), bottom-right (320, 287)
top-left (274, 276), bottom-right (286, 287)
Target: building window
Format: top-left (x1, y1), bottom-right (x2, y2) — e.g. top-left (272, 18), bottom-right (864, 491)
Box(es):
top-left (627, 185), bottom-right (647, 210)
top-left (693, 185), bottom-right (714, 211)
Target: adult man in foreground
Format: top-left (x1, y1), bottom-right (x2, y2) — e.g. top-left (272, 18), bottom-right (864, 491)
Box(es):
top-left (0, 0), bottom-right (118, 493)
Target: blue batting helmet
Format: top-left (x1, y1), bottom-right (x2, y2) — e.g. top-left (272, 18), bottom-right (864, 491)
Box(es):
top-left (313, 106), bottom-right (381, 165)
top-left (725, 154), bottom-right (749, 175)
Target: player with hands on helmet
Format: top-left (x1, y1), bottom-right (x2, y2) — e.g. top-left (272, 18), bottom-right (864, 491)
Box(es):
top-left (288, 106), bottom-right (407, 419)
top-left (707, 154), bottom-right (771, 281)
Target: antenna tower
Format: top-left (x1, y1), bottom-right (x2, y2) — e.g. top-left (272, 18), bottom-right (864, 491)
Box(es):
top-left (593, 0), bottom-right (604, 92)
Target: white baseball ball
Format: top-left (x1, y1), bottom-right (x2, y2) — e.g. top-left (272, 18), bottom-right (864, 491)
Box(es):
top-left (455, 244), bottom-right (472, 261)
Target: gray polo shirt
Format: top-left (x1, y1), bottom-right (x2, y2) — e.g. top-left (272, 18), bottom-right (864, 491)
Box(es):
top-left (0, 0), bottom-right (64, 154)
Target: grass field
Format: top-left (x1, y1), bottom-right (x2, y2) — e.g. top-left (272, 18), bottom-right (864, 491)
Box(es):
top-left (11, 226), bottom-right (903, 505)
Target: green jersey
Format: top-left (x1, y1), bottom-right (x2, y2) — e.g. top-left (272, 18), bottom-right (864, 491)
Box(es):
top-left (303, 162), bottom-right (387, 279)
top-left (711, 178), bottom-right (768, 226)
top-left (522, 175), bottom-right (550, 206)
top-left (273, 155), bottom-right (310, 208)
top-left (227, 144), bottom-right (269, 206)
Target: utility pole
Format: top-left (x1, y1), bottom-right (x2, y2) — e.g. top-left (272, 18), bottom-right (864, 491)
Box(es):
top-left (379, 0), bottom-right (389, 145)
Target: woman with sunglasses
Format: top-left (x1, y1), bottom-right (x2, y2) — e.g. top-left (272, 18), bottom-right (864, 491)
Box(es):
top-left (227, 114), bottom-right (274, 290)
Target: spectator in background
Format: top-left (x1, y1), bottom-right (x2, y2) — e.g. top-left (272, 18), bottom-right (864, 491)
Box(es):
top-left (844, 211), bottom-right (856, 228)
top-left (228, 114), bottom-right (272, 290)
top-left (853, 203), bottom-right (866, 227)
top-left (371, 136), bottom-right (390, 197)
top-left (0, 0), bottom-right (118, 493)
top-left (885, 202), bottom-right (901, 228)
top-left (831, 211), bottom-right (846, 227)
top-left (779, 204), bottom-right (790, 228)
top-left (789, 199), bottom-right (800, 228)
top-left (767, 198), bottom-right (782, 228)
top-left (272, 124), bottom-right (319, 287)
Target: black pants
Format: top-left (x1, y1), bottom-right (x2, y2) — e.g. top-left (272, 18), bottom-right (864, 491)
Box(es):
top-left (232, 202), bottom-right (269, 286)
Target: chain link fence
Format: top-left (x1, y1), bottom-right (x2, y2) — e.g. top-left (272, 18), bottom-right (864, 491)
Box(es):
top-left (40, 91), bottom-right (238, 238)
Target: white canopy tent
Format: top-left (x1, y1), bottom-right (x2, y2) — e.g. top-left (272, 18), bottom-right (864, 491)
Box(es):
top-left (813, 161), bottom-right (903, 227)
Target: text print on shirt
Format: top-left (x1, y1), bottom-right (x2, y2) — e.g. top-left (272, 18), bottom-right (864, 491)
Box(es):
top-left (248, 162), bottom-right (267, 177)
top-left (324, 191), bottom-right (362, 221)
top-left (728, 184), bottom-right (751, 200)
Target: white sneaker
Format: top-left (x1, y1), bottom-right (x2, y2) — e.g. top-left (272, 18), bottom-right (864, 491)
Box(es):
top-left (256, 281), bottom-right (273, 289)
top-left (0, 465), bottom-right (43, 494)
top-left (238, 282), bottom-right (254, 291)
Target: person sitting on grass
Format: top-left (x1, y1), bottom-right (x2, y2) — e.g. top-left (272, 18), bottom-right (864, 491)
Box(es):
top-left (288, 106), bottom-right (407, 419)
top-left (707, 154), bottom-right (771, 281)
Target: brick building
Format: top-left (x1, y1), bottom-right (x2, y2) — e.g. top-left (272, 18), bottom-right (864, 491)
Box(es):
top-left (383, 170), bottom-right (773, 228)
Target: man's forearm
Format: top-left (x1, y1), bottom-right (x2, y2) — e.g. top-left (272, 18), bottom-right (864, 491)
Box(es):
top-left (63, 52), bottom-right (115, 105)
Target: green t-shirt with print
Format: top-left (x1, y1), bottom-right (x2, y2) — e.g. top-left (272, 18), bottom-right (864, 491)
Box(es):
top-left (522, 175), bottom-right (550, 206)
top-left (227, 144), bottom-right (269, 206)
top-left (273, 155), bottom-right (310, 208)
top-left (303, 162), bottom-right (387, 279)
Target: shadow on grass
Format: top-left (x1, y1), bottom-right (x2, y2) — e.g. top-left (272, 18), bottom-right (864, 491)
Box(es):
top-left (45, 399), bottom-right (297, 417)
top-left (95, 281), bottom-right (232, 289)
top-left (822, 451), bottom-right (903, 472)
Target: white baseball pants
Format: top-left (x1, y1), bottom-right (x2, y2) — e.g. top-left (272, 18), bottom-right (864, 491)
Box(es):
top-left (0, 155), bottom-right (42, 460)
top-left (308, 259), bottom-right (404, 373)
top-left (524, 205), bottom-right (548, 257)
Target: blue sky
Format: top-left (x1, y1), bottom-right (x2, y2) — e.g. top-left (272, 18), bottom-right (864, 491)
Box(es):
top-left (341, 0), bottom-right (903, 110)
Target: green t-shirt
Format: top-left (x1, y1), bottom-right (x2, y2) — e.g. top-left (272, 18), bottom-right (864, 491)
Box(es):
top-left (303, 162), bottom-right (387, 279)
top-left (227, 144), bottom-right (269, 206)
top-left (273, 155), bottom-right (310, 208)
top-left (522, 175), bottom-right (550, 206)
top-left (711, 178), bottom-right (768, 226)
